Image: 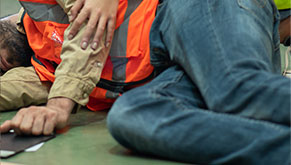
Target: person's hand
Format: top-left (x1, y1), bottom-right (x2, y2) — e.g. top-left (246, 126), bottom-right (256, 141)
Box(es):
top-left (0, 98), bottom-right (74, 135)
top-left (68, 0), bottom-right (119, 50)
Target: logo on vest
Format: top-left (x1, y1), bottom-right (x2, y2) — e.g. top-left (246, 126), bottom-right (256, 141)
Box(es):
top-left (51, 29), bottom-right (63, 47)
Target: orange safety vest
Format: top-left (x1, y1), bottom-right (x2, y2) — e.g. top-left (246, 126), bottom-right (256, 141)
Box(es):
top-left (19, 0), bottom-right (159, 111)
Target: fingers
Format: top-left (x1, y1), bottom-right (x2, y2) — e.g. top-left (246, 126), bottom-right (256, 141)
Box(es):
top-left (67, 0), bottom-right (118, 50)
top-left (19, 111), bottom-right (35, 135)
top-left (91, 16), bottom-right (106, 50)
top-left (11, 109), bottom-right (25, 135)
top-left (68, 6), bottom-right (90, 41)
top-left (0, 120), bottom-right (12, 133)
top-left (105, 17), bottom-right (116, 48)
top-left (31, 113), bottom-right (45, 135)
top-left (43, 111), bottom-right (57, 135)
top-left (5, 106), bottom-right (59, 136)
top-left (81, 12), bottom-right (100, 50)
top-left (68, 0), bottom-right (84, 22)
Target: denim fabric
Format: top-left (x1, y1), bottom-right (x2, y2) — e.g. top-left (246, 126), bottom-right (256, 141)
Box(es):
top-left (279, 9), bottom-right (291, 20)
top-left (108, 0), bottom-right (291, 164)
top-left (108, 66), bottom-right (290, 164)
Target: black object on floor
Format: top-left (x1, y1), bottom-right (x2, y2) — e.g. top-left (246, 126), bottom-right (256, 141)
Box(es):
top-left (0, 132), bottom-right (55, 158)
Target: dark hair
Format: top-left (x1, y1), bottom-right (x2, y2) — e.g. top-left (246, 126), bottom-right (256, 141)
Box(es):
top-left (0, 20), bottom-right (33, 66)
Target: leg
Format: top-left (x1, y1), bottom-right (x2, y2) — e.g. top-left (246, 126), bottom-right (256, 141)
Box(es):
top-left (108, 66), bottom-right (290, 164)
top-left (150, 0), bottom-right (290, 125)
top-left (0, 67), bottom-right (51, 111)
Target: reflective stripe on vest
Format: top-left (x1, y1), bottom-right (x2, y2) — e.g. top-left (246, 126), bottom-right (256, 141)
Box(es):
top-left (19, 0), bottom-right (158, 111)
top-left (19, 1), bottom-right (69, 24)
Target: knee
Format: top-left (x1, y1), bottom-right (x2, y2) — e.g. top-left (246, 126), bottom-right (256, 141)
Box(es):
top-left (107, 96), bottom-right (134, 147)
top-left (107, 87), bottom-right (147, 135)
top-left (107, 100), bottom-right (125, 137)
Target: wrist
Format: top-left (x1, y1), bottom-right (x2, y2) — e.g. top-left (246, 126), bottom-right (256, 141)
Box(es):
top-left (47, 97), bottom-right (75, 114)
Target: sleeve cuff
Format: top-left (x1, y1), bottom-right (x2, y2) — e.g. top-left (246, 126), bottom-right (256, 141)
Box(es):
top-left (48, 75), bottom-right (96, 106)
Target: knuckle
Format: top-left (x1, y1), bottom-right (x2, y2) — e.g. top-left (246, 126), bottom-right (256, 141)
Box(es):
top-left (82, 8), bottom-right (91, 15)
top-left (87, 24), bottom-right (95, 30)
top-left (108, 27), bottom-right (114, 32)
top-left (30, 105), bottom-right (37, 109)
top-left (99, 26), bottom-right (105, 31)
top-left (20, 125), bottom-right (30, 133)
top-left (47, 111), bottom-right (57, 118)
top-left (69, 29), bottom-right (76, 34)
top-left (70, 9), bottom-right (76, 14)
top-left (11, 121), bottom-right (19, 128)
top-left (83, 6), bottom-right (91, 11)
top-left (18, 108), bottom-right (27, 114)
top-left (95, 9), bottom-right (101, 15)
top-left (75, 20), bottom-right (83, 26)
top-left (110, 15), bottom-right (116, 20)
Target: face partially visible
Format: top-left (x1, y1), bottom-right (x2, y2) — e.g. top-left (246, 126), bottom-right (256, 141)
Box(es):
top-left (0, 48), bottom-right (21, 73)
top-left (0, 20), bottom-right (32, 75)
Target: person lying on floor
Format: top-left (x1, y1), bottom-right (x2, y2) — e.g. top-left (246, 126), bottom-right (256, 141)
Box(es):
top-left (0, 0), bottom-right (158, 133)
top-left (1, 0), bottom-right (290, 164)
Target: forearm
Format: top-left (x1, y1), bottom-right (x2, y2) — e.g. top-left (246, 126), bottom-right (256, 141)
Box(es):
top-left (49, 0), bottom-right (110, 106)
top-left (48, 23), bottom-right (109, 105)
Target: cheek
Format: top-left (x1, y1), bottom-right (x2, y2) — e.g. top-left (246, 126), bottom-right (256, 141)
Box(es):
top-left (6, 55), bottom-right (20, 67)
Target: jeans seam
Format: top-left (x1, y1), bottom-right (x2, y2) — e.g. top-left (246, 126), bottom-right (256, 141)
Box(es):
top-left (206, 0), bottom-right (281, 100)
top-left (205, 0), bottom-right (235, 88)
top-left (237, 0), bottom-right (276, 51)
top-left (237, 0), bottom-right (268, 19)
top-left (153, 68), bottom-right (184, 90)
top-left (196, 108), bottom-right (288, 132)
top-left (151, 70), bottom-right (191, 111)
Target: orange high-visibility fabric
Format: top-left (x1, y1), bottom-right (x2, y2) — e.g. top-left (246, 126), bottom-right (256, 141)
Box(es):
top-left (23, 13), bottom-right (68, 82)
top-left (20, 0), bottom-right (158, 111)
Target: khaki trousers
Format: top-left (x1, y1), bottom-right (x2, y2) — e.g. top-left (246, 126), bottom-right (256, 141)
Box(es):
top-left (0, 67), bottom-right (51, 111)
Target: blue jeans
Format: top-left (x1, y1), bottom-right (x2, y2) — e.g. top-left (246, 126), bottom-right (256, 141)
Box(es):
top-left (107, 0), bottom-right (291, 164)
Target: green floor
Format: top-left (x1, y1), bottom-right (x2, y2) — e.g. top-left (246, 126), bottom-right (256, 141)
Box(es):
top-left (1, 109), bottom-right (187, 165)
